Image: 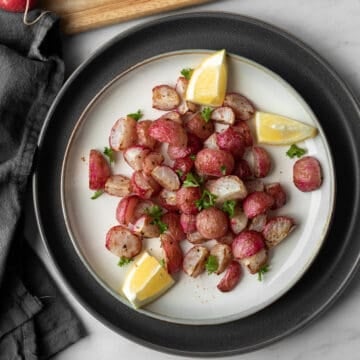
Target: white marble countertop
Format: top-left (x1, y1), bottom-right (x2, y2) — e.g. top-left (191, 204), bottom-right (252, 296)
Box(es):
top-left (26, 0), bottom-right (360, 359)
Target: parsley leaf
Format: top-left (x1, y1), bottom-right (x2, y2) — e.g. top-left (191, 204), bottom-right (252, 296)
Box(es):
top-left (118, 256), bottom-right (133, 267)
top-left (182, 172), bottom-right (204, 188)
top-left (200, 107), bottom-right (213, 122)
top-left (220, 165), bottom-right (227, 175)
top-left (159, 258), bottom-right (165, 268)
top-left (181, 68), bottom-right (194, 80)
top-left (222, 200), bottom-right (236, 218)
top-left (176, 169), bottom-right (183, 178)
top-left (127, 109), bottom-right (143, 121)
top-left (257, 264), bottom-right (269, 281)
top-left (189, 154), bottom-right (196, 161)
top-left (146, 205), bottom-right (168, 234)
top-left (91, 189), bottom-right (104, 199)
top-left (205, 255), bottom-right (218, 274)
top-left (103, 146), bottom-right (115, 164)
top-left (195, 190), bottom-right (217, 211)
top-left (286, 144), bottom-right (306, 158)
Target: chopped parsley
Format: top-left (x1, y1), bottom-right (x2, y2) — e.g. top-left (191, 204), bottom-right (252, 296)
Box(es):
top-left (181, 67), bottom-right (194, 80)
top-left (103, 146), bottom-right (115, 164)
top-left (127, 109), bottom-right (143, 121)
top-left (176, 169), bottom-right (183, 178)
top-left (91, 189), bottom-right (104, 200)
top-left (257, 264), bottom-right (269, 281)
top-left (189, 154), bottom-right (196, 161)
top-left (220, 165), bottom-right (227, 175)
top-left (195, 190), bottom-right (217, 211)
top-left (146, 205), bottom-right (168, 234)
top-left (200, 107), bottom-right (213, 122)
top-left (159, 258), bottom-right (166, 268)
top-left (182, 172), bottom-right (204, 188)
top-left (118, 256), bottom-right (133, 267)
top-left (286, 144), bottom-right (306, 159)
top-left (205, 255), bottom-right (219, 274)
top-left (222, 200), bottom-right (236, 218)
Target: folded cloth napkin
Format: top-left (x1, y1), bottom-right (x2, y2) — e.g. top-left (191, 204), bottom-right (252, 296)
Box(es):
top-left (0, 9), bottom-right (85, 360)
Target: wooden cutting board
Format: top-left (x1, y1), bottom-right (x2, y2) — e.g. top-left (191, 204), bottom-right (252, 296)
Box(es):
top-left (39, 0), bottom-right (212, 34)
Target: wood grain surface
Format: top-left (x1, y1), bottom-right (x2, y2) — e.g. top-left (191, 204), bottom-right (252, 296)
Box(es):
top-left (39, 0), bottom-right (212, 34)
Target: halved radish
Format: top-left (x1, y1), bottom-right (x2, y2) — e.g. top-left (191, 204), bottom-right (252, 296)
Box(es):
top-left (152, 85), bottom-right (180, 110)
top-left (131, 171), bottom-right (157, 199)
top-left (109, 117), bottom-right (137, 151)
top-left (210, 106), bottom-right (235, 125)
top-left (124, 146), bottom-right (150, 171)
top-left (149, 118), bottom-right (188, 147)
top-left (151, 165), bottom-right (180, 191)
top-left (89, 149), bottom-right (111, 190)
top-left (116, 195), bottom-right (140, 225)
top-left (132, 215), bottom-right (161, 238)
top-left (217, 261), bottom-right (241, 292)
top-left (104, 175), bottom-right (131, 197)
top-left (161, 233), bottom-right (183, 274)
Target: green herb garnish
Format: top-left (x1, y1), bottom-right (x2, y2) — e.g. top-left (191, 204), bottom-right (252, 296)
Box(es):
top-left (146, 205), bottom-right (168, 234)
top-left (118, 256), bottom-right (133, 267)
top-left (182, 172), bottom-right (204, 188)
top-left (181, 68), bottom-right (194, 80)
top-left (205, 255), bottom-right (219, 274)
top-left (222, 200), bottom-right (236, 218)
top-left (257, 264), bottom-right (269, 281)
top-left (195, 190), bottom-right (217, 211)
top-left (103, 146), bottom-right (115, 164)
top-left (159, 258), bottom-right (166, 268)
top-left (220, 165), bottom-right (227, 175)
top-left (176, 169), bottom-right (183, 178)
top-left (91, 190), bottom-right (104, 199)
top-left (127, 109), bottom-right (143, 121)
top-left (200, 107), bottom-right (213, 122)
top-left (189, 154), bottom-right (196, 161)
top-left (286, 144), bottom-right (306, 158)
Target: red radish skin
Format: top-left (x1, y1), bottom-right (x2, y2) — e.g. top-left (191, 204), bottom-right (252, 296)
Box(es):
top-left (253, 146), bottom-right (272, 178)
top-left (217, 261), bottom-right (241, 292)
top-left (234, 159), bottom-right (253, 180)
top-left (131, 171), bottom-right (157, 199)
top-left (89, 149), bottom-right (111, 190)
top-left (167, 133), bottom-right (202, 160)
top-left (161, 212), bottom-right (185, 242)
top-left (176, 187), bottom-right (201, 215)
top-left (185, 112), bottom-right (215, 140)
top-left (196, 207), bottom-right (228, 239)
top-left (180, 213), bottom-right (197, 233)
top-left (243, 191), bottom-right (274, 219)
top-left (232, 230), bottom-right (265, 259)
top-left (116, 195), bottom-right (140, 225)
top-left (216, 127), bottom-right (246, 158)
top-left (195, 148), bottom-right (234, 177)
top-left (173, 157), bottom-right (194, 181)
top-left (149, 118), bottom-right (187, 147)
top-left (161, 233), bottom-right (183, 274)
top-left (293, 156), bottom-right (322, 192)
top-left (0, 0), bottom-right (37, 11)
top-left (265, 182), bottom-right (287, 209)
top-left (233, 120), bottom-right (254, 147)
top-left (136, 120), bottom-right (158, 150)
top-left (223, 93), bottom-right (255, 121)
top-left (124, 146), bottom-right (150, 171)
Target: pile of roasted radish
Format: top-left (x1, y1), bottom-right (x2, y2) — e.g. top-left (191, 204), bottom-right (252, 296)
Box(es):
top-left (88, 71), bottom-right (323, 293)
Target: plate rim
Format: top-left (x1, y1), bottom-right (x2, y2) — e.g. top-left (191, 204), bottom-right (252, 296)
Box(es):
top-left (33, 11), bottom-right (360, 356)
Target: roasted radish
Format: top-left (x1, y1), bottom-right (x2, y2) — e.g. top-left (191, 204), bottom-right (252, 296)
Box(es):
top-left (210, 106), bottom-right (235, 125)
top-left (223, 93), bottom-right (255, 121)
top-left (265, 182), bottom-right (287, 209)
top-left (131, 171), bottom-right (158, 199)
top-left (194, 148), bottom-right (234, 177)
top-left (216, 127), bottom-right (246, 158)
top-left (161, 233), bottom-right (183, 274)
top-left (142, 151), bottom-right (164, 175)
top-left (152, 85), bottom-right (180, 110)
top-left (233, 120), bottom-right (253, 147)
top-left (109, 117), bottom-right (137, 151)
top-left (293, 156), bottom-right (322, 192)
top-left (210, 243), bottom-right (232, 274)
top-left (196, 207), bottom-right (228, 239)
top-left (124, 146), bottom-right (150, 171)
top-left (176, 187), bottom-right (201, 215)
top-left (183, 245), bottom-right (209, 277)
top-left (116, 195), bottom-right (140, 225)
top-left (263, 216), bottom-right (296, 248)
top-left (158, 188), bottom-right (178, 211)
top-left (203, 133), bottom-right (219, 150)
top-left (187, 231), bottom-right (206, 244)
top-left (167, 133), bottom-right (202, 160)
top-left (149, 118), bottom-right (187, 147)
top-left (161, 212), bottom-right (185, 242)
top-left (151, 165), bottom-right (180, 191)
top-left (89, 149), bottom-right (111, 190)
top-left (173, 157), bottom-right (194, 180)
top-left (217, 261), bottom-right (241, 292)
top-left (180, 213), bottom-right (197, 234)
top-left (185, 112), bottom-right (214, 140)
top-left (230, 206), bottom-right (248, 234)
top-left (136, 120), bottom-right (158, 150)
top-left (252, 146), bottom-right (272, 178)
top-left (133, 215), bottom-right (161, 238)
top-left (234, 159), bottom-right (253, 180)
top-left (104, 175), bottom-right (131, 197)
top-left (248, 213), bottom-right (267, 232)
top-left (242, 191), bottom-right (274, 219)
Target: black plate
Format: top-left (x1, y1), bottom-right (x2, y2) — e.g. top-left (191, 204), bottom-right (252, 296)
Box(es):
top-left (34, 12), bottom-right (360, 356)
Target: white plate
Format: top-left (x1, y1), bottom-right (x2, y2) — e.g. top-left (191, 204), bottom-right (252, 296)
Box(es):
top-left (61, 50), bottom-right (335, 325)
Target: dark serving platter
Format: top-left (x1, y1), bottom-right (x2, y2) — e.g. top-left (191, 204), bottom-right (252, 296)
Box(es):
top-left (33, 12), bottom-right (360, 356)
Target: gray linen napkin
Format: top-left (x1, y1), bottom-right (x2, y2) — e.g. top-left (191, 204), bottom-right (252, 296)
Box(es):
top-left (0, 9), bottom-right (85, 359)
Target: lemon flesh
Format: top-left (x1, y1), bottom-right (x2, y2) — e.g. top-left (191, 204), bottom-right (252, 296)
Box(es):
top-left (122, 252), bottom-right (174, 308)
top-left (186, 49), bottom-right (228, 107)
top-left (255, 111), bottom-right (318, 145)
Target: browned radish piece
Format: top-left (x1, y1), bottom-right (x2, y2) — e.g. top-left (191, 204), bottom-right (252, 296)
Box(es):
top-left (131, 171), bottom-right (157, 199)
top-left (160, 233), bottom-right (183, 274)
top-left (223, 93), bottom-right (255, 121)
top-left (230, 206), bottom-right (248, 234)
top-left (173, 157), bottom-right (194, 181)
top-left (133, 199), bottom-right (155, 220)
top-left (216, 127), bottom-right (246, 158)
top-left (265, 182), bottom-right (287, 210)
top-left (109, 116), bottom-right (137, 151)
top-left (176, 187), bottom-right (201, 215)
top-left (210, 243), bottom-right (233, 274)
top-left (203, 133), bottom-right (219, 150)
top-left (217, 261), bottom-right (241, 292)
top-left (234, 159), bottom-right (253, 180)
top-left (183, 245), bottom-right (209, 277)
top-left (123, 146), bottom-right (150, 171)
top-left (252, 146), bottom-right (272, 178)
top-left (180, 213), bottom-right (197, 234)
top-left (158, 188), bottom-right (178, 211)
top-left (205, 175), bottom-right (247, 204)
top-left (151, 165), bottom-right (180, 191)
top-left (232, 230), bottom-right (268, 274)
top-left (136, 120), bottom-right (158, 150)
top-left (210, 106), bottom-right (235, 125)
top-left (105, 175), bottom-right (131, 197)
top-left (217, 232), bottom-right (235, 245)
top-left (160, 111), bottom-right (182, 124)
top-left (161, 212), bottom-right (185, 242)
top-left (167, 133), bottom-right (202, 160)
top-left (132, 215), bottom-right (161, 238)
top-left (195, 148), bottom-right (234, 177)
top-left (185, 112), bottom-right (214, 140)
top-left (233, 120), bottom-right (254, 147)
top-left (263, 216), bottom-right (296, 248)
top-left (244, 179), bottom-right (265, 194)
top-left (293, 156), bottom-right (322, 192)
top-left (249, 214), bottom-right (267, 232)
top-left (152, 85), bottom-right (180, 111)
top-left (149, 118), bottom-right (187, 147)
top-left (176, 77), bottom-right (199, 114)
top-left (105, 225), bottom-right (142, 259)
top-left (142, 151), bottom-right (164, 176)
top-left (196, 207), bottom-right (228, 239)
top-left (243, 191), bottom-right (274, 219)
top-left (89, 149), bottom-right (111, 190)
top-left (116, 195), bottom-right (140, 225)
top-left (187, 231), bottom-right (206, 244)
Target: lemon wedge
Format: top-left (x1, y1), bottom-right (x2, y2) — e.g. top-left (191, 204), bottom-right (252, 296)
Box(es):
top-left (186, 49), bottom-right (228, 106)
top-left (122, 252), bottom-right (174, 308)
top-left (255, 111), bottom-right (318, 145)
